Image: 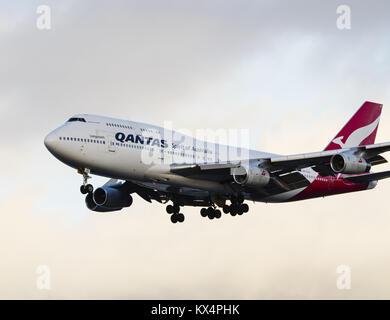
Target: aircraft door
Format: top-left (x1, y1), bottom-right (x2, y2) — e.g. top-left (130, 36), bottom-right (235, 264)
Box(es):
top-left (107, 136), bottom-right (116, 153)
top-left (80, 138), bottom-right (87, 155)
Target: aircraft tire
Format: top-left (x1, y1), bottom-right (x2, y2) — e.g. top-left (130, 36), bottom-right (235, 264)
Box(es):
top-left (80, 185), bottom-right (88, 194)
top-left (166, 205), bottom-right (174, 214)
top-left (86, 184), bottom-right (94, 194)
top-left (207, 207), bottom-right (215, 220)
top-left (171, 214), bottom-right (178, 223)
top-left (173, 204), bottom-right (180, 214)
top-left (177, 213), bottom-right (185, 223)
top-left (230, 205), bottom-right (238, 216)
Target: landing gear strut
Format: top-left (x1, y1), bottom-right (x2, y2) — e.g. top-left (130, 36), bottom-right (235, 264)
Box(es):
top-left (79, 168), bottom-right (94, 194)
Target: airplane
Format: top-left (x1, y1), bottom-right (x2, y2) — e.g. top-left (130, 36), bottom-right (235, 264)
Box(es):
top-left (44, 101), bottom-right (390, 223)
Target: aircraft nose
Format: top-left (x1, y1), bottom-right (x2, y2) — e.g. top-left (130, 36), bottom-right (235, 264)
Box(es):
top-left (44, 132), bottom-right (57, 152)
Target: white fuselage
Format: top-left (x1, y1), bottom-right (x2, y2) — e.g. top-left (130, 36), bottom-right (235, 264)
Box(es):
top-left (45, 114), bottom-right (277, 195)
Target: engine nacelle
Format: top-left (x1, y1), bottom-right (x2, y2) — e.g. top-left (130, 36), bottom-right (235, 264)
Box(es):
top-left (330, 153), bottom-right (371, 174)
top-left (85, 193), bottom-right (122, 212)
top-left (232, 164), bottom-right (270, 187)
top-left (93, 186), bottom-right (133, 209)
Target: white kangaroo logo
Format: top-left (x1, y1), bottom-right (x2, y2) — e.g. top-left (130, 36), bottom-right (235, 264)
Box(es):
top-left (332, 116), bottom-right (380, 149)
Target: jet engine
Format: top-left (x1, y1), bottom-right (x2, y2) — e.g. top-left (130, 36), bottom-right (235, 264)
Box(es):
top-left (85, 185), bottom-right (133, 212)
top-left (232, 164), bottom-right (270, 187)
top-left (330, 153), bottom-right (371, 174)
top-left (93, 185), bottom-right (133, 208)
top-left (85, 193), bottom-right (121, 212)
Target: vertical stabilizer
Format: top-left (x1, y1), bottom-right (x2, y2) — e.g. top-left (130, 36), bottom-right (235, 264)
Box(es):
top-left (324, 101), bottom-right (382, 151)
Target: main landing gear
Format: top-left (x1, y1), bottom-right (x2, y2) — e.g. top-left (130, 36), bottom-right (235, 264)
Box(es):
top-left (199, 196), bottom-right (249, 220)
top-left (166, 203), bottom-right (185, 223)
top-left (79, 168), bottom-right (94, 194)
top-left (222, 196), bottom-right (249, 216)
top-left (200, 207), bottom-right (222, 220)
top-left (222, 203), bottom-right (249, 216)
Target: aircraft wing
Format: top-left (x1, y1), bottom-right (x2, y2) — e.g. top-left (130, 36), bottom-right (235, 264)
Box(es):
top-left (170, 141), bottom-right (390, 186)
top-left (170, 161), bottom-right (312, 194)
top-left (118, 142), bottom-right (390, 205)
top-left (264, 142), bottom-right (390, 173)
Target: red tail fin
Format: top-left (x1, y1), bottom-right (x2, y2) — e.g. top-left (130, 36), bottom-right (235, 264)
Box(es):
top-left (324, 101), bottom-right (382, 151)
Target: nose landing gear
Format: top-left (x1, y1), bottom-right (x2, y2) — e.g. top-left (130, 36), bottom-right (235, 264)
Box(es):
top-left (78, 168), bottom-right (94, 194)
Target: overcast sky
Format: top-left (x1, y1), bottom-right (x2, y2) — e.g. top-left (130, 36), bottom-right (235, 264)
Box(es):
top-left (1, 0), bottom-right (390, 299)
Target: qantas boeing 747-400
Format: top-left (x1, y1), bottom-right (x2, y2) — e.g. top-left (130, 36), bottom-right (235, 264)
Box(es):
top-left (44, 101), bottom-right (390, 223)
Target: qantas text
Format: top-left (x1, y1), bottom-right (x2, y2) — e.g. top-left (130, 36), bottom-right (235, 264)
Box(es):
top-left (115, 132), bottom-right (168, 148)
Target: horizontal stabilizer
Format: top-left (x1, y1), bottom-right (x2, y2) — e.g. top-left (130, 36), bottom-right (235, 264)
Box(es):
top-left (344, 170), bottom-right (390, 183)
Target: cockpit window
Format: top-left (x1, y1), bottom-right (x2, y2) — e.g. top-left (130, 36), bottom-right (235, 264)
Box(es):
top-left (67, 117), bottom-right (86, 123)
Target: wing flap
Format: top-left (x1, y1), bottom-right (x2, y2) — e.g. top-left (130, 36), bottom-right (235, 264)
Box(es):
top-left (366, 154), bottom-right (388, 166)
top-left (344, 170), bottom-right (390, 183)
top-left (170, 161), bottom-right (240, 176)
top-left (277, 171), bottom-right (311, 189)
top-left (363, 142), bottom-right (390, 158)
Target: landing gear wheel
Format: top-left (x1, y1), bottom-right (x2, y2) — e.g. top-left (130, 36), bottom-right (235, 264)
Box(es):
top-left (223, 205), bottom-right (230, 214)
top-left (214, 209), bottom-right (222, 219)
top-left (200, 208), bottom-right (208, 217)
top-left (177, 213), bottom-right (185, 223)
top-left (173, 204), bottom-right (180, 214)
top-left (171, 213), bottom-right (184, 223)
top-left (166, 205), bottom-right (174, 214)
top-left (80, 185), bottom-right (88, 194)
top-left (241, 203), bottom-right (249, 213)
top-left (171, 214), bottom-right (178, 223)
top-left (230, 205), bottom-right (238, 216)
top-left (207, 207), bottom-right (215, 220)
top-left (86, 184), bottom-right (94, 194)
